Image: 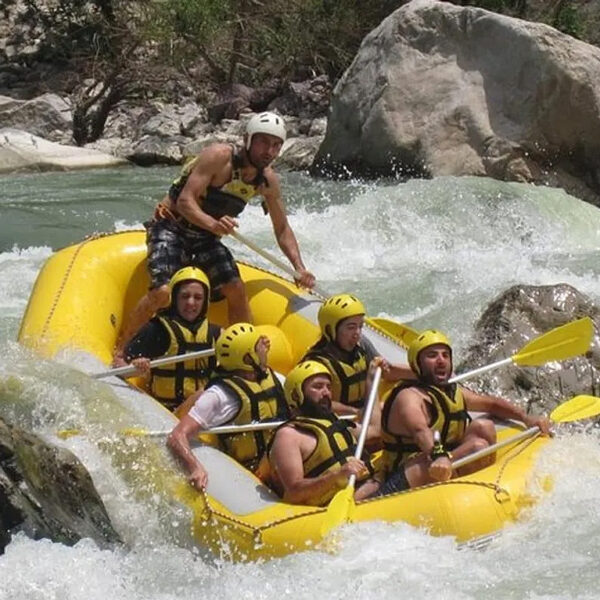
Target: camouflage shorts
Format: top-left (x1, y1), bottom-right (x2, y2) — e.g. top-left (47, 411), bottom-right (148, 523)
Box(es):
top-left (145, 218), bottom-right (240, 291)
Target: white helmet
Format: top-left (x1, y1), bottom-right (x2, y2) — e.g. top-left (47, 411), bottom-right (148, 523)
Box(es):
top-left (245, 112), bottom-right (286, 150)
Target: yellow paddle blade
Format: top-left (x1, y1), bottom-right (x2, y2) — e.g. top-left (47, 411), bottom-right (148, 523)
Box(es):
top-left (550, 395), bottom-right (600, 423)
top-left (367, 317), bottom-right (419, 348)
top-left (320, 485), bottom-right (355, 538)
top-left (514, 317), bottom-right (593, 367)
top-left (119, 427), bottom-right (151, 437)
top-left (56, 429), bottom-right (80, 440)
top-left (56, 427), bottom-right (155, 439)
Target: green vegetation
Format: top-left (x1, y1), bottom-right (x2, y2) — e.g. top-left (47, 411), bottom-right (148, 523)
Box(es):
top-left (553, 2), bottom-right (583, 39)
top-left (6, 0), bottom-right (595, 144)
top-left (140, 0), bottom-right (403, 85)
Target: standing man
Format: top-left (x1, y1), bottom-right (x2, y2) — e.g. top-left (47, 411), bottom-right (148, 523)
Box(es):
top-left (378, 329), bottom-right (551, 496)
top-left (115, 111), bottom-right (315, 358)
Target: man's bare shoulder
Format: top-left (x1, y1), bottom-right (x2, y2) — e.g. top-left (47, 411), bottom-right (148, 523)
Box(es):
top-left (192, 143), bottom-right (233, 168)
top-left (394, 385), bottom-right (428, 404)
top-left (274, 423), bottom-right (304, 443)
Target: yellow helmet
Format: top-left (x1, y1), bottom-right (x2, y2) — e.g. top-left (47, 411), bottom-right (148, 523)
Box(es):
top-left (168, 266), bottom-right (211, 295)
top-left (284, 361), bottom-right (331, 409)
top-left (407, 329), bottom-right (452, 376)
top-left (318, 294), bottom-right (366, 341)
top-left (216, 322), bottom-right (261, 372)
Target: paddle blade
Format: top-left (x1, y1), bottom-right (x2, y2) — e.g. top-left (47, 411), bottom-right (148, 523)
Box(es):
top-left (320, 486), bottom-right (355, 537)
top-left (513, 317), bottom-right (594, 367)
top-left (367, 318), bottom-right (419, 348)
top-left (550, 395), bottom-right (600, 423)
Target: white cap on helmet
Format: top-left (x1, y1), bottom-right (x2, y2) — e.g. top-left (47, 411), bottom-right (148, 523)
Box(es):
top-left (245, 112), bottom-right (286, 150)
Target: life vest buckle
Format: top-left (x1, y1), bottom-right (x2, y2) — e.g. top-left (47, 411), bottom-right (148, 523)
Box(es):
top-left (493, 486), bottom-right (511, 504)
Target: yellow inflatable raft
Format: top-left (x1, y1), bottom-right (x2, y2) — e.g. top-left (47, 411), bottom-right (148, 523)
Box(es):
top-left (18, 230), bottom-right (550, 560)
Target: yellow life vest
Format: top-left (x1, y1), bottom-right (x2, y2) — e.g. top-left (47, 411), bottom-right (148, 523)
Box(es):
top-left (303, 346), bottom-right (368, 408)
top-left (285, 417), bottom-right (373, 506)
top-left (381, 382), bottom-right (470, 477)
top-left (167, 148), bottom-right (266, 225)
top-left (210, 368), bottom-right (289, 471)
top-left (149, 316), bottom-right (218, 411)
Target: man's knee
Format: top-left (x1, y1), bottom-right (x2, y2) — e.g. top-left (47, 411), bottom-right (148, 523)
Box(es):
top-left (468, 418), bottom-right (496, 443)
top-left (470, 437), bottom-right (490, 453)
top-left (220, 279), bottom-right (246, 300)
top-left (149, 285), bottom-right (170, 310)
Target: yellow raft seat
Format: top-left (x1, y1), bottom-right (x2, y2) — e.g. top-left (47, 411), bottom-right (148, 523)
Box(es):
top-left (17, 230), bottom-right (550, 560)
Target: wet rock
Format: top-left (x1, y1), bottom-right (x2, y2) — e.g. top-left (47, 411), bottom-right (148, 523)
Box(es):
top-left (268, 75), bottom-right (331, 120)
top-left (459, 284), bottom-right (600, 415)
top-left (126, 135), bottom-right (186, 166)
top-left (275, 136), bottom-right (324, 171)
top-left (0, 417), bottom-right (121, 554)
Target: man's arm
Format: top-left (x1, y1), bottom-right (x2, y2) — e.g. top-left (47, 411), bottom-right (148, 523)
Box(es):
top-left (167, 413), bottom-right (207, 489)
top-left (462, 388), bottom-right (551, 434)
top-left (269, 427), bottom-right (365, 505)
top-left (167, 385), bottom-right (241, 488)
top-left (176, 145), bottom-right (238, 236)
top-left (392, 389), bottom-right (437, 455)
top-left (392, 389), bottom-right (453, 482)
top-left (262, 170), bottom-right (315, 288)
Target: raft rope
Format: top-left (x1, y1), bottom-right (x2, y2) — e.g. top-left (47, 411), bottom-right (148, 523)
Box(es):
top-left (39, 229), bottom-right (403, 352)
top-left (197, 487), bottom-right (327, 548)
top-left (39, 231), bottom-right (109, 339)
top-left (194, 432), bottom-right (542, 549)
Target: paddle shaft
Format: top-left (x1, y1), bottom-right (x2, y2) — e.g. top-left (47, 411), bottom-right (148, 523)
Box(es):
top-left (450, 393), bottom-right (600, 470)
top-left (135, 414), bottom-right (357, 438)
top-left (231, 230), bottom-right (329, 298)
top-left (451, 426), bottom-right (539, 470)
top-left (449, 357), bottom-right (513, 384)
top-left (348, 366), bottom-right (382, 488)
top-left (231, 230), bottom-right (419, 346)
top-left (92, 348), bottom-right (215, 379)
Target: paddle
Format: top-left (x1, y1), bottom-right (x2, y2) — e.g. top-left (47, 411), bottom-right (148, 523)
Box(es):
top-left (368, 317), bottom-right (419, 346)
top-left (57, 414), bottom-right (358, 439)
top-left (231, 230), bottom-right (329, 298)
top-left (449, 317), bottom-right (593, 384)
top-left (91, 348), bottom-right (215, 379)
top-left (451, 394), bottom-right (600, 471)
top-left (231, 230), bottom-right (416, 346)
top-left (320, 366), bottom-right (382, 537)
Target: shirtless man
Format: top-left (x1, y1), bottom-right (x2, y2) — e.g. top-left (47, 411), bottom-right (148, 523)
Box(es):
top-left (378, 329), bottom-right (551, 495)
top-left (267, 360), bottom-right (381, 506)
top-left (115, 112), bottom-right (315, 357)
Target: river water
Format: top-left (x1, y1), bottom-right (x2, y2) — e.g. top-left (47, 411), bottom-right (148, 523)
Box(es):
top-left (1, 166), bottom-right (600, 599)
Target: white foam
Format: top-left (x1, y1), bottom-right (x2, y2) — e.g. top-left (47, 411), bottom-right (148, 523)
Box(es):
top-left (2, 430), bottom-right (600, 599)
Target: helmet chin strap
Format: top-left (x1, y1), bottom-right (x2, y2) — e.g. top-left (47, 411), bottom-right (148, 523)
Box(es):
top-left (250, 358), bottom-right (268, 381)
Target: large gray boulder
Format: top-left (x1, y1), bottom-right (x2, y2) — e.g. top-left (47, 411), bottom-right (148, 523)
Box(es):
top-left (313, 0), bottom-right (600, 206)
top-left (0, 129), bottom-right (129, 173)
top-left (459, 284), bottom-right (600, 415)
